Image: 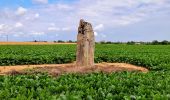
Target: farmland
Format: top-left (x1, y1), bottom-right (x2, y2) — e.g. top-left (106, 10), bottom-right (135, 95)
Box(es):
top-left (0, 44), bottom-right (170, 70)
top-left (0, 44), bottom-right (170, 99)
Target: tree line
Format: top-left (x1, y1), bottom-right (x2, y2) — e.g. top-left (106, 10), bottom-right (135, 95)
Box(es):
top-left (98, 40), bottom-right (170, 45)
top-left (32, 40), bottom-right (170, 45)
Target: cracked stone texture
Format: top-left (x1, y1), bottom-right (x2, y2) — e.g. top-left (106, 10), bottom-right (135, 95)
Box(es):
top-left (76, 19), bottom-right (95, 67)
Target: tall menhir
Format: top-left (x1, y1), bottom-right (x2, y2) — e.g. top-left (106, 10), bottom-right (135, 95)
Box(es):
top-left (76, 19), bottom-right (95, 67)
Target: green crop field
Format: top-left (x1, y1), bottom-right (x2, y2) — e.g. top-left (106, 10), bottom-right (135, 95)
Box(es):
top-left (0, 44), bottom-right (170, 99)
top-left (0, 44), bottom-right (170, 70)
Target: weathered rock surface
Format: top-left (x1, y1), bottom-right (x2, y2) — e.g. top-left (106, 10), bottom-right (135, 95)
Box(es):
top-left (76, 19), bottom-right (95, 67)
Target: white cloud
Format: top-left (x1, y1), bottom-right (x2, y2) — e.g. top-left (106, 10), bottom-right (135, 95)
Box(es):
top-left (0, 24), bottom-right (11, 34)
top-left (31, 31), bottom-right (45, 36)
top-left (62, 27), bottom-right (70, 31)
top-left (16, 7), bottom-right (27, 16)
top-left (139, 0), bottom-right (165, 4)
top-left (50, 23), bottom-right (55, 26)
top-left (15, 22), bottom-right (23, 28)
top-left (1, 0), bottom-right (170, 41)
top-left (0, 24), bottom-right (6, 31)
top-left (25, 13), bottom-right (40, 20)
top-left (35, 13), bottom-right (40, 18)
top-left (48, 27), bottom-right (60, 31)
top-left (32, 0), bottom-right (48, 4)
top-left (94, 32), bottom-right (98, 36)
top-left (76, 0), bottom-right (169, 27)
top-left (94, 24), bottom-right (104, 31)
top-left (57, 4), bottom-right (73, 10)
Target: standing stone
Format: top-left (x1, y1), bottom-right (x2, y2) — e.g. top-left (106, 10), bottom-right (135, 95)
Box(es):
top-left (76, 19), bottom-right (95, 67)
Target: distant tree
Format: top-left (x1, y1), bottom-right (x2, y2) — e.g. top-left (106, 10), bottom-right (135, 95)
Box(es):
top-left (152, 40), bottom-right (159, 45)
top-left (58, 40), bottom-right (65, 43)
top-left (106, 41), bottom-right (112, 44)
top-left (127, 41), bottom-right (135, 45)
top-left (100, 41), bottom-right (106, 44)
top-left (34, 40), bottom-right (37, 42)
top-left (139, 41), bottom-right (145, 45)
top-left (161, 40), bottom-right (169, 45)
top-left (113, 42), bottom-right (124, 44)
top-left (68, 40), bottom-right (73, 43)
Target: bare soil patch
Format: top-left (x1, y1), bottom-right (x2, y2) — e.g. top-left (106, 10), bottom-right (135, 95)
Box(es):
top-left (0, 42), bottom-right (76, 45)
top-left (0, 63), bottom-right (148, 76)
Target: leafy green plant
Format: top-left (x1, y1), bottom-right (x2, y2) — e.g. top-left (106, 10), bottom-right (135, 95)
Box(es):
top-left (0, 72), bottom-right (170, 99)
top-left (0, 44), bottom-right (170, 71)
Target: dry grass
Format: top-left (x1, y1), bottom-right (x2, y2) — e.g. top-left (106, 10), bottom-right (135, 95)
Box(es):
top-left (0, 63), bottom-right (149, 76)
top-left (0, 42), bottom-right (76, 45)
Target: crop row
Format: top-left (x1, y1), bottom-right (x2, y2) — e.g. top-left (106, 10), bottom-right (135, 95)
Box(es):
top-left (0, 44), bottom-right (170, 70)
top-left (0, 72), bottom-right (170, 99)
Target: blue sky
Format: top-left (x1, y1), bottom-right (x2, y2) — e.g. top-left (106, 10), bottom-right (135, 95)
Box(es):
top-left (0, 0), bottom-right (75, 7)
top-left (0, 0), bottom-right (170, 42)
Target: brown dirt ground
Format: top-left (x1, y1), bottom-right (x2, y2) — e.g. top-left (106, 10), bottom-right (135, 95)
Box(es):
top-left (0, 42), bottom-right (76, 45)
top-left (0, 63), bottom-right (148, 76)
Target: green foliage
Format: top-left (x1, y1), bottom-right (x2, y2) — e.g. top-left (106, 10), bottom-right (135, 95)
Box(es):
top-left (127, 41), bottom-right (135, 45)
top-left (0, 72), bottom-right (170, 99)
top-left (95, 45), bottom-right (170, 71)
top-left (151, 40), bottom-right (170, 45)
top-left (0, 45), bottom-right (76, 66)
top-left (0, 44), bottom-right (170, 99)
top-left (0, 44), bottom-right (170, 71)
